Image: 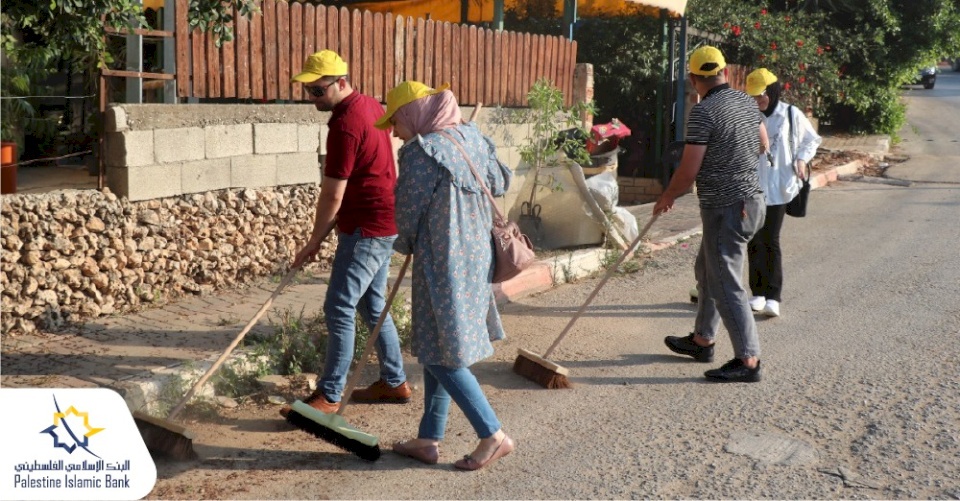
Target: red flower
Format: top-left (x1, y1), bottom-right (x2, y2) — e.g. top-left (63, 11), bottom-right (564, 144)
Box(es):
top-left (758, 54), bottom-right (766, 60)
top-left (760, 8), bottom-right (767, 15)
top-left (799, 76), bottom-right (806, 83)
top-left (825, 45), bottom-right (831, 51)
top-left (755, 22), bottom-right (761, 29)
top-left (770, 42), bottom-right (778, 50)
top-left (784, 16), bottom-right (791, 22)
top-left (799, 63), bottom-right (806, 70)
top-left (817, 46), bottom-right (824, 55)
top-left (796, 40), bottom-right (804, 47)
top-left (724, 22), bottom-right (730, 28)
top-left (784, 82), bottom-right (791, 90)
top-left (732, 26), bottom-right (742, 36)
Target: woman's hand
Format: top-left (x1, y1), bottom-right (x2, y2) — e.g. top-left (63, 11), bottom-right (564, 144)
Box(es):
top-left (795, 159), bottom-right (807, 181)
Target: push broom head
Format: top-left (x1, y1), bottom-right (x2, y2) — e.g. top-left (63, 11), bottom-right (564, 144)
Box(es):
top-left (285, 400), bottom-right (381, 461)
top-left (513, 348), bottom-right (572, 389)
top-left (133, 410), bottom-right (198, 461)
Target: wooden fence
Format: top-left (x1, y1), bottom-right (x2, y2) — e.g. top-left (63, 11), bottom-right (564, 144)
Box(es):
top-left (175, 0), bottom-right (578, 107)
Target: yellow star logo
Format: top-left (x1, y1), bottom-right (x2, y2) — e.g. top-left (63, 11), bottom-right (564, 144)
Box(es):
top-left (54, 406), bottom-right (105, 438)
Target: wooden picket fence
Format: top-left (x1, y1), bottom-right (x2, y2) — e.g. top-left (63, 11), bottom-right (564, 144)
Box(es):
top-left (175, 0), bottom-right (578, 106)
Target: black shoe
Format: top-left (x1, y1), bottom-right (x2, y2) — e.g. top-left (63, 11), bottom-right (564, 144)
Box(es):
top-left (704, 359), bottom-right (762, 383)
top-left (664, 333), bottom-right (714, 363)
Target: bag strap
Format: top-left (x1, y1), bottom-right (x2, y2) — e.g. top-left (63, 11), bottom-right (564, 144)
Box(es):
top-left (436, 130), bottom-right (507, 222)
top-left (787, 105), bottom-right (795, 161)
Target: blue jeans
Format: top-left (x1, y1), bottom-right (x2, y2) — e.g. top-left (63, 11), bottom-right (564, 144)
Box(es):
top-left (319, 229), bottom-right (406, 402)
top-left (694, 194), bottom-right (765, 359)
top-left (417, 364), bottom-right (501, 441)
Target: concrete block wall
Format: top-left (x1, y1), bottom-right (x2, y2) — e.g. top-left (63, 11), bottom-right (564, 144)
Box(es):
top-left (618, 176), bottom-right (663, 205)
top-left (104, 104), bottom-right (323, 201)
top-left (103, 103), bottom-right (536, 209)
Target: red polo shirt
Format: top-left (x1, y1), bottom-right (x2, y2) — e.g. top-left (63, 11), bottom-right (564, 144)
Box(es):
top-left (324, 91), bottom-right (397, 237)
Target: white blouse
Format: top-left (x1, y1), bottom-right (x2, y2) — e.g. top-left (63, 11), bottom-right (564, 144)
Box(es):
top-left (758, 102), bottom-right (822, 206)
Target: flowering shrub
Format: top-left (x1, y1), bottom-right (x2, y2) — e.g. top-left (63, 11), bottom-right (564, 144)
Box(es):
top-left (715, 7), bottom-right (846, 120)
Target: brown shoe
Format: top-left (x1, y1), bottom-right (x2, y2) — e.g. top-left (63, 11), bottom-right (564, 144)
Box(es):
top-left (454, 436), bottom-right (515, 471)
top-left (279, 393), bottom-right (340, 418)
top-left (350, 379), bottom-right (412, 403)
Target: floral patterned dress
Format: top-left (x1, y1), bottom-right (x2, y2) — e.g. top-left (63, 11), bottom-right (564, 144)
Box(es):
top-left (393, 123), bottom-right (512, 369)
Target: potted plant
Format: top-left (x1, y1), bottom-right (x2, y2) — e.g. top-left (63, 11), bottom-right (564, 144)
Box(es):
top-left (517, 79), bottom-right (595, 246)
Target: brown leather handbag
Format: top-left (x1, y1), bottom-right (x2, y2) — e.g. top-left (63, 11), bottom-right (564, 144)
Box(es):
top-left (438, 130), bottom-right (536, 283)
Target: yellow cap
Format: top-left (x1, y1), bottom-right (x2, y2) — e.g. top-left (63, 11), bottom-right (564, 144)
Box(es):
top-left (374, 81), bottom-right (451, 130)
top-left (292, 50), bottom-right (348, 83)
top-left (746, 68), bottom-right (778, 96)
top-left (689, 46), bottom-right (726, 76)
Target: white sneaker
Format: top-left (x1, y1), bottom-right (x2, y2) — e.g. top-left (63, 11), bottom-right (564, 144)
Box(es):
top-left (749, 296), bottom-right (766, 312)
top-left (762, 300), bottom-right (780, 317)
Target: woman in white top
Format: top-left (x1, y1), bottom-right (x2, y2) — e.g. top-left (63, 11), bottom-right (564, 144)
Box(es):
top-left (745, 68), bottom-right (822, 317)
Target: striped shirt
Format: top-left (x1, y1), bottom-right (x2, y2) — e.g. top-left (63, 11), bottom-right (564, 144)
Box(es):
top-left (686, 84), bottom-right (764, 209)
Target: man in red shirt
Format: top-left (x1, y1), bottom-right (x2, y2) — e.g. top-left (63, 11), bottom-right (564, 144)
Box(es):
top-left (282, 50), bottom-right (410, 417)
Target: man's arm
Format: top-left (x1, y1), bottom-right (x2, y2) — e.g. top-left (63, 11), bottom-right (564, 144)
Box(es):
top-left (292, 176), bottom-right (347, 268)
top-left (653, 144), bottom-right (707, 215)
top-left (759, 122), bottom-right (774, 165)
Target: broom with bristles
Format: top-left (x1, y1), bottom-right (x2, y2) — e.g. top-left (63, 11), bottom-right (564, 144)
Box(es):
top-left (513, 214), bottom-right (660, 388)
top-left (285, 254), bottom-right (411, 461)
top-left (135, 263), bottom-right (304, 460)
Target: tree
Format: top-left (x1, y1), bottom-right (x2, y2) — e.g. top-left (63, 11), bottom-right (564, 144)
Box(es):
top-left (1, 0), bottom-right (258, 70)
top-left (687, 0), bottom-right (960, 134)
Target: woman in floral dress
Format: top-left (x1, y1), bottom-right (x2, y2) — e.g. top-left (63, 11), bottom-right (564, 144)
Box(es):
top-left (374, 81), bottom-right (515, 470)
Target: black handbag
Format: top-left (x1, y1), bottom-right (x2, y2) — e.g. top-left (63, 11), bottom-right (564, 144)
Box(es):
top-left (784, 106), bottom-right (810, 218)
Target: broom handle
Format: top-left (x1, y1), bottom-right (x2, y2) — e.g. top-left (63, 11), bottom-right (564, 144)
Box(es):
top-left (167, 266), bottom-right (300, 420)
top-left (542, 214), bottom-right (659, 359)
top-left (167, 226), bottom-right (335, 421)
top-left (336, 254), bottom-right (411, 417)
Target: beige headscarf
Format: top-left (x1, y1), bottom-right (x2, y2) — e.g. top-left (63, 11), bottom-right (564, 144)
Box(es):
top-left (393, 89), bottom-right (462, 137)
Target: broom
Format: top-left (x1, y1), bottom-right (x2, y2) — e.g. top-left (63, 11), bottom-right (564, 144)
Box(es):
top-left (284, 254), bottom-right (411, 461)
top-left (134, 263), bottom-right (304, 460)
top-left (513, 214), bottom-right (660, 389)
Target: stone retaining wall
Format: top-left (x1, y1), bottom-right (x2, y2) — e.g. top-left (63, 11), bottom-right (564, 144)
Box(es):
top-left (1, 186), bottom-right (326, 335)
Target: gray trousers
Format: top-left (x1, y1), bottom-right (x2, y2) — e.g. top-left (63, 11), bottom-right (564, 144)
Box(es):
top-left (694, 193), bottom-right (765, 359)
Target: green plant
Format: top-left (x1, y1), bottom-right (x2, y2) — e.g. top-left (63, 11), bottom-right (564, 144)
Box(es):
top-left (353, 292), bottom-right (413, 362)
top-left (247, 307), bottom-right (326, 376)
top-left (518, 79), bottom-right (595, 208)
top-left (0, 52), bottom-right (38, 152)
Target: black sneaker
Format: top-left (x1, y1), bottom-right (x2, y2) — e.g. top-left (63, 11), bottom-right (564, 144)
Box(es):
top-left (664, 333), bottom-right (714, 363)
top-left (704, 359), bottom-right (762, 383)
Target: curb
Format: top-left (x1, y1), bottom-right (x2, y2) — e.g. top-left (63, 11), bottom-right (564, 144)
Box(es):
top-left (810, 159), bottom-right (864, 190)
top-left (495, 158), bottom-right (868, 306)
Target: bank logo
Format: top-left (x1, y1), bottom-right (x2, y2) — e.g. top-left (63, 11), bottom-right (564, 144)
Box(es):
top-left (40, 397), bottom-right (105, 456)
top-left (1, 388), bottom-right (157, 500)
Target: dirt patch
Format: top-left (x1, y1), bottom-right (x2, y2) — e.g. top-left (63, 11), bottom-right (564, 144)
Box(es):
top-left (811, 148), bottom-right (898, 177)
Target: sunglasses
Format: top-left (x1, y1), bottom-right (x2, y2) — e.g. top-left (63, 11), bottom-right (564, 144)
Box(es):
top-left (305, 79), bottom-right (340, 98)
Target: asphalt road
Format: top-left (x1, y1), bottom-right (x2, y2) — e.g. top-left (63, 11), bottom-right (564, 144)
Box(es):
top-left (147, 72), bottom-right (960, 500)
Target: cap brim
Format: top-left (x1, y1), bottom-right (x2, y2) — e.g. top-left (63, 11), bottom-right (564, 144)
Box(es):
top-left (291, 72), bottom-right (322, 84)
top-left (374, 111), bottom-right (394, 130)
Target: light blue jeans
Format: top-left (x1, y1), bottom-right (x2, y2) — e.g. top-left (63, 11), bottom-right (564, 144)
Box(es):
top-left (694, 193), bottom-right (765, 359)
top-left (319, 229), bottom-right (406, 402)
top-left (417, 364), bottom-right (501, 441)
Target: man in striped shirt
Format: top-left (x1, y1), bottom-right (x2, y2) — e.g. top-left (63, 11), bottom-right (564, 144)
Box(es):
top-left (654, 46), bottom-right (769, 383)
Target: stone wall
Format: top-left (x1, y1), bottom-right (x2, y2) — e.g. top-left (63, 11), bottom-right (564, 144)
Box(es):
top-left (1, 186), bottom-right (326, 335)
